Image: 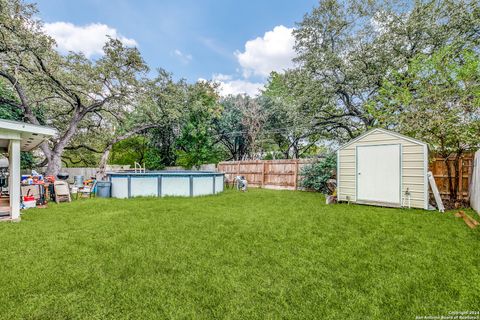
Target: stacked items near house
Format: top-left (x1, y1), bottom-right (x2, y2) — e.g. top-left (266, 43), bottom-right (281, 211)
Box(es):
top-left (20, 171), bottom-right (49, 209)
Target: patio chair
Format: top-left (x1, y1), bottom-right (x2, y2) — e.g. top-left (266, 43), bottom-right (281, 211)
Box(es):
top-left (76, 180), bottom-right (97, 199)
top-left (54, 181), bottom-right (71, 204)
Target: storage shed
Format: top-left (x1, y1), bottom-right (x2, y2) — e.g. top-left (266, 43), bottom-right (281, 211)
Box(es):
top-left (337, 128), bottom-right (428, 209)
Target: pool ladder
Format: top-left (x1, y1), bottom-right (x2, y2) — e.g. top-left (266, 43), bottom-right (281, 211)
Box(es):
top-left (134, 162), bottom-right (145, 173)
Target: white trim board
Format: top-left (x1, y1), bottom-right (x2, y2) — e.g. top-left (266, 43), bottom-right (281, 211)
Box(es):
top-left (339, 128), bottom-right (428, 150)
top-left (0, 119), bottom-right (57, 151)
top-left (0, 119), bottom-right (56, 136)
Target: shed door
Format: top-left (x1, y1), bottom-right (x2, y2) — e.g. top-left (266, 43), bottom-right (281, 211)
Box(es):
top-left (357, 144), bottom-right (400, 204)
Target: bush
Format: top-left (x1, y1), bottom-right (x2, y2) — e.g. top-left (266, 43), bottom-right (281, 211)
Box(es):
top-left (300, 153), bottom-right (337, 194)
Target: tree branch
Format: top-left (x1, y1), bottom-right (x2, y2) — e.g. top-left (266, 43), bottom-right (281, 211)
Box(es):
top-left (64, 144), bottom-right (103, 153)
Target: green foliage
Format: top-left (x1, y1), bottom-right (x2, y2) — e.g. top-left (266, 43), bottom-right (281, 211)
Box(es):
top-left (108, 136), bottom-right (166, 171)
top-left (0, 80), bottom-right (22, 120)
top-left (262, 72), bottom-right (322, 158)
top-left (0, 80), bottom-right (36, 169)
top-left (262, 151), bottom-right (286, 160)
top-left (143, 147), bottom-right (165, 170)
top-left (110, 137), bottom-right (148, 166)
top-left (0, 80), bottom-right (18, 116)
top-left (175, 82), bottom-right (224, 168)
top-left (375, 45), bottom-right (480, 155)
top-left (137, 70), bottom-right (190, 167)
top-left (20, 152), bottom-right (35, 169)
top-left (300, 153), bottom-right (337, 193)
top-left (214, 95), bottom-right (251, 160)
top-left (0, 189), bottom-right (478, 318)
top-left (292, 0), bottom-right (480, 141)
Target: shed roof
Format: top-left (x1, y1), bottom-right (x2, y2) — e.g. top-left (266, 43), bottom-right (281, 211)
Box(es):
top-left (339, 128), bottom-right (427, 150)
top-left (0, 119), bottom-right (57, 151)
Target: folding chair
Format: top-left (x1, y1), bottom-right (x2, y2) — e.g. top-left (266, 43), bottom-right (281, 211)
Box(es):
top-left (54, 181), bottom-right (72, 204)
top-left (77, 180), bottom-right (97, 199)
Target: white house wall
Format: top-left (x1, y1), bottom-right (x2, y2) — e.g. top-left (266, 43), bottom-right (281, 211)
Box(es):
top-left (338, 130), bottom-right (427, 209)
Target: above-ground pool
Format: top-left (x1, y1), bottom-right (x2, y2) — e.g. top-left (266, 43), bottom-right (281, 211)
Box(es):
top-left (107, 171), bottom-right (224, 198)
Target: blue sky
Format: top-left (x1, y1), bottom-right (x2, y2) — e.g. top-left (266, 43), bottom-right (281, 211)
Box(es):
top-left (35, 0), bottom-right (318, 95)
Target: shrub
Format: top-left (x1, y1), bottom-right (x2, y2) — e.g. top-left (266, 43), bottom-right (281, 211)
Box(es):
top-left (300, 153), bottom-right (337, 194)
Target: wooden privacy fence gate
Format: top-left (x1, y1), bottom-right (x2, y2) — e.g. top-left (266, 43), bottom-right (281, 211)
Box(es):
top-left (217, 159), bottom-right (314, 190)
top-left (218, 154), bottom-right (474, 200)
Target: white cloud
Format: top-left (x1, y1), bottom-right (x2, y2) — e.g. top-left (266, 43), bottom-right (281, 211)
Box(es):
top-left (43, 22), bottom-right (137, 58)
top-left (212, 73), bottom-right (232, 81)
top-left (198, 76), bottom-right (263, 97)
top-left (235, 25), bottom-right (296, 78)
top-left (201, 26), bottom-right (297, 96)
top-left (215, 78), bottom-right (264, 97)
top-left (173, 49), bottom-right (193, 64)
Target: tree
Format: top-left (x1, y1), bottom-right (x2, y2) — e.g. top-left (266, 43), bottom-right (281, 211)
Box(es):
top-left (261, 72), bottom-right (322, 158)
top-left (140, 70), bottom-right (189, 167)
top-left (93, 70), bottom-right (189, 176)
top-left (232, 94), bottom-right (265, 159)
top-left (292, 0), bottom-right (480, 141)
top-left (214, 95), bottom-right (255, 161)
top-left (0, 0), bottom-right (148, 175)
top-left (376, 45), bottom-right (480, 200)
top-left (97, 69), bottom-right (191, 176)
top-left (175, 81), bottom-right (223, 168)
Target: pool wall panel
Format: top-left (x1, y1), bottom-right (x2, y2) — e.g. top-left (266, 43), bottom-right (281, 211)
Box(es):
top-left (111, 177), bottom-right (129, 198)
top-left (193, 177), bottom-right (214, 196)
top-left (131, 177), bottom-right (157, 197)
top-left (215, 176), bottom-right (224, 194)
top-left (162, 177), bottom-right (190, 197)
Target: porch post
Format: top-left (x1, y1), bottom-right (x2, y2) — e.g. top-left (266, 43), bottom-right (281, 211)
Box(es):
top-left (9, 139), bottom-right (21, 221)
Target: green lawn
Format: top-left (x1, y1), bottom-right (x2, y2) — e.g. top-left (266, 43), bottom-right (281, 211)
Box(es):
top-left (0, 189), bottom-right (479, 320)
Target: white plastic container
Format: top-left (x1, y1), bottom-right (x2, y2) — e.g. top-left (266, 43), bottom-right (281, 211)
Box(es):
top-left (23, 200), bottom-right (36, 209)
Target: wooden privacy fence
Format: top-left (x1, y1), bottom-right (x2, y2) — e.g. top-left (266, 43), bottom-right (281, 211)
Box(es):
top-left (429, 153), bottom-right (473, 200)
top-left (218, 154), bottom-right (474, 199)
top-left (217, 159), bottom-right (315, 190)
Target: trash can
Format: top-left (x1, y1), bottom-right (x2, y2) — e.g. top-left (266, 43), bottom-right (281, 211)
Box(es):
top-left (96, 181), bottom-right (111, 198)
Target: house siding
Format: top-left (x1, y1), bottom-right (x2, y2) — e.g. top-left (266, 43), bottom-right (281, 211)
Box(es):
top-left (337, 130), bottom-right (427, 209)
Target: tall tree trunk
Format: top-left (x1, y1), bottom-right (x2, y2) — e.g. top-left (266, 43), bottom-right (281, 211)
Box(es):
top-left (97, 145), bottom-right (113, 180)
top-left (42, 118), bottom-right (81, 176)
top-left (44, 152), bottom-right (63, 177)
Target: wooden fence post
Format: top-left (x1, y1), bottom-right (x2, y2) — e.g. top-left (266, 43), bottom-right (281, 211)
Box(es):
top-left (262, 162), bottom-right (265, 188)
top-left (467, 156), bottom-right (472, 200)
top-left (458, 157), bottom-right (463, 200)
top-left (293, 159), bottom-right (299, 190)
